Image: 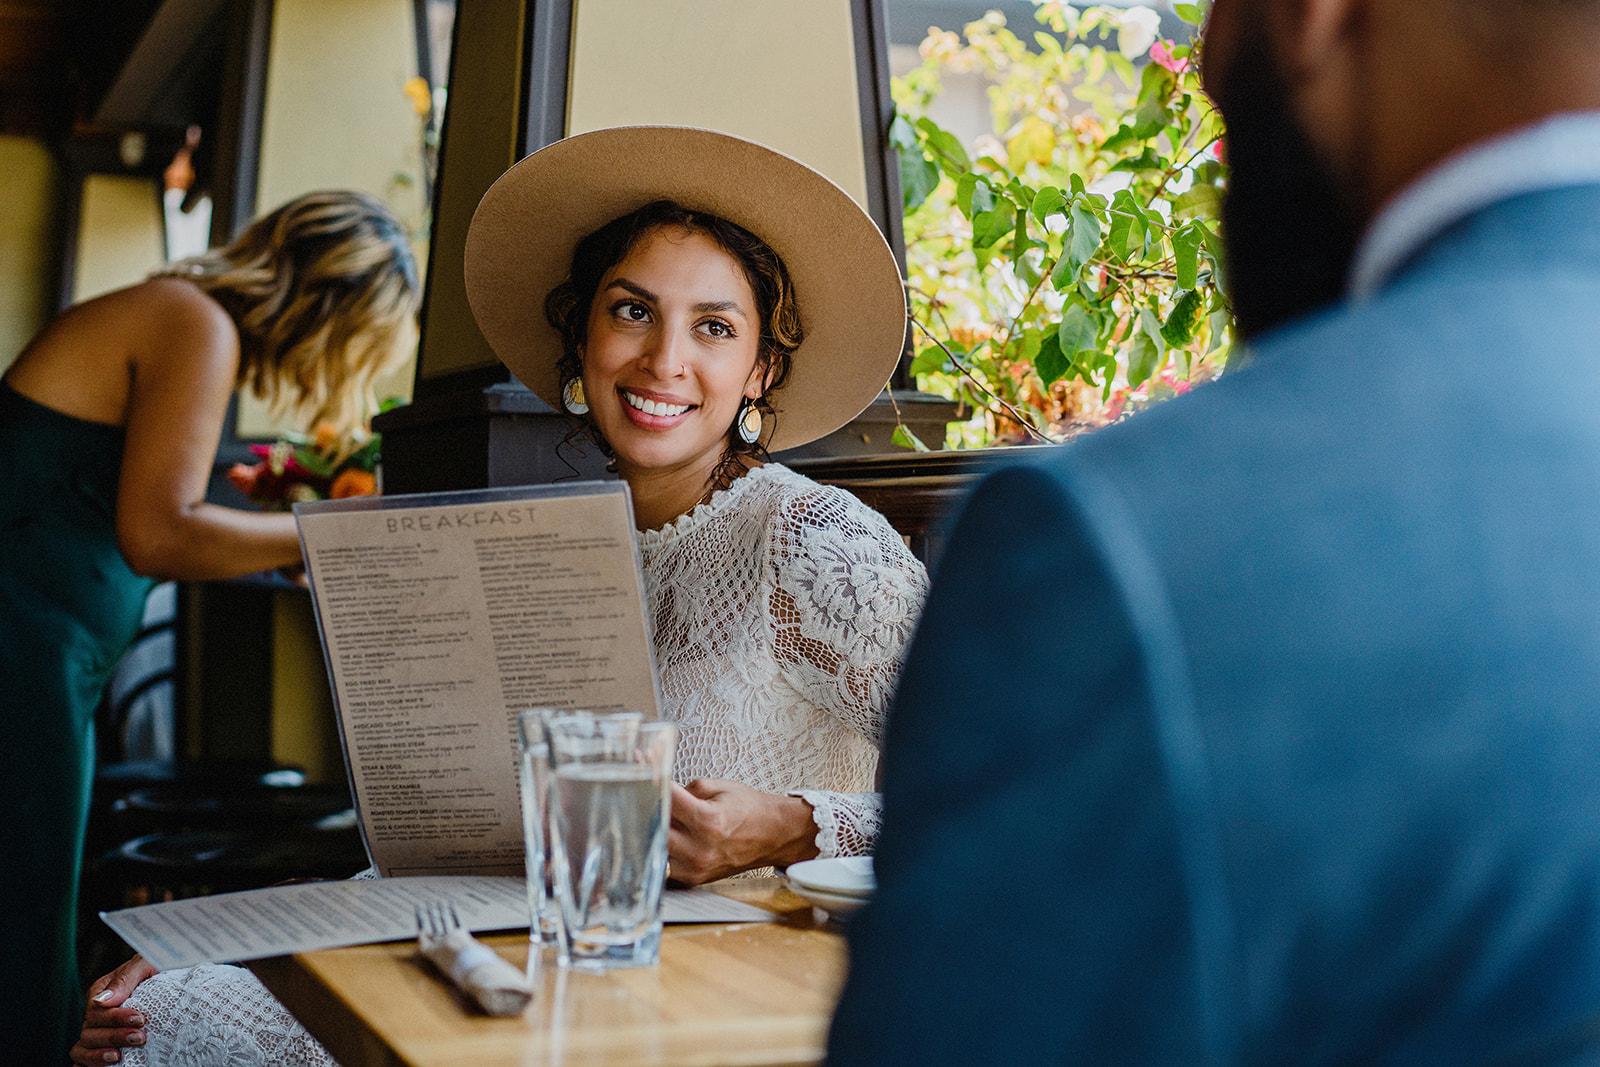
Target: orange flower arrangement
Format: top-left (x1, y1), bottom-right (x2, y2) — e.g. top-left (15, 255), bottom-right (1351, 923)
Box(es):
top-left (227, 422), bottom-right (382, 510)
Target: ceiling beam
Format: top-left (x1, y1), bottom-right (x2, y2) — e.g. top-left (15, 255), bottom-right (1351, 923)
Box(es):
top-left (94, 0), bottom-right (227, 126)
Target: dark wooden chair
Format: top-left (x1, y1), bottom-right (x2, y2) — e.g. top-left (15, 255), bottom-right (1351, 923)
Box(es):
top-left (788, 448), bottom-right (1032, 570)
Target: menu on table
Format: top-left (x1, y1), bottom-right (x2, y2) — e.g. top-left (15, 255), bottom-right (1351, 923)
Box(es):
top-left (97, 482), bottom-right (794, 971)
top-left (293, 481), bottom-right (662, 877)
top-left (101, 879), bottom-right (780, 971)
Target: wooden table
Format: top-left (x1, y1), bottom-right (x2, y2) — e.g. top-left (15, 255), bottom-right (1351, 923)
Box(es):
top-left (247, 879), bottom-right (848, 1067)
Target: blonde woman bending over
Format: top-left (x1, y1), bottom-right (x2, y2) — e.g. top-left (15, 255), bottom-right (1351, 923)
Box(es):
top-left (2, 190), bottom-right (419, 1066)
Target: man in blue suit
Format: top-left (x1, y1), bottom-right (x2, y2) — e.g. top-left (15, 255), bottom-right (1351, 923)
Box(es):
top-left (828, 0), bottom-right (1600, 1063)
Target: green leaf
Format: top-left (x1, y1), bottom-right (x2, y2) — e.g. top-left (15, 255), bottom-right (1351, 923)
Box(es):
top-left (1071, 203), bottom-right (1105, 268)
top-left (1101, 125), bottom-right (1140, 152)
top-left (1011, 212), bottom-right (1039, 285)
top-left (917, 117), bottom-right (970, 172)
top-left (1174, 3), bottom-right (1202, 25)
top-left (1171, 184), bottom-right (1223, 221)
top-left (890, 113), bottom-right (940, 211)
top-left (1132, 96), bottom-right (1174, 140)
top-left (1052, 203), bottom-right (1103, 288)
top-left (294, 449), bottom-right (338, 479)
top-left (1034, 331), bottom-right (1070, 386)
top-left (1029, 185), bottom-right (1067, 224)
top-left (888, 112), bottom-right (917, 150)
top-left (1139, 60), bottom-right (1176, 100)
top-left (957, 173), bottom-right (996, 220)
top-left (1172, 223), bottom-right (1202, 289)
top-left (892, 424), bottom-right (932, 452)
top-left (1110, 148), bottom-right (1164, 173)
top-left (1198, 220), bottom-right (1228, 293)
top-left (1207, 308), bottom-right (1231, 356)
top-left (1128, 330), bottom-right (1162, 388)
top-left (1107, 203), bottom-right (1145, 261)
top-left (1161, 289), bottom-right (1205, 347)
top-left (899, 150), bottom-right (940, 212)
top-left (1056, 303), bottom-right (1097, 356)
top-left (909, 345), bottom-right (951, 377)
top-left (972, 199), bottom-right (1016, 249)
top-left (1140, 306), bottom-right (1167, 349)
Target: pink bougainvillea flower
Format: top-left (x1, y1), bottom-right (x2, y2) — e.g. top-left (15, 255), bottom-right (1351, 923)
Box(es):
top-left (1151, 40), bottom-right (1191, 73)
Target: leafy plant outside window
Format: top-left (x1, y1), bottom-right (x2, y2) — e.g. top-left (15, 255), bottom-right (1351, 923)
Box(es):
top-left (890, 1), bottom-right (1230, 449)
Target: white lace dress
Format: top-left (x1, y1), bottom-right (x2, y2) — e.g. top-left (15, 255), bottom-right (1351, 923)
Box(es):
top-left (119, 463), bottom-right (928, 1066)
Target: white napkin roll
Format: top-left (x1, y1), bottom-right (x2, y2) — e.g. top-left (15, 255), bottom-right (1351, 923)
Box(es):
top-left (418, 927), bottom-right (535, 1016)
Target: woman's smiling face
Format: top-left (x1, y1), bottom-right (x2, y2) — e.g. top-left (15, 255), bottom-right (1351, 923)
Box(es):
top-left (580, 224), bottom-right (765, 483)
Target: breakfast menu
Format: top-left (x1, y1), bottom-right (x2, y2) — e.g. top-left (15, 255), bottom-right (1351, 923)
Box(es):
top-left (293, 483), bottom-right (661, 877)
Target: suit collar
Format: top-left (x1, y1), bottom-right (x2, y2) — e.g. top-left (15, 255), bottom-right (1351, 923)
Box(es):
top-left (1349, 111), bottom-right (1600, 302)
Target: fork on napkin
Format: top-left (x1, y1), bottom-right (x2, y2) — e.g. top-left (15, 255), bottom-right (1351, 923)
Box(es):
top-left (415, 900), bottom-right (534, 1016)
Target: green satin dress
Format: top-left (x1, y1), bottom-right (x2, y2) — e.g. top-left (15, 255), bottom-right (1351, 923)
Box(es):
top-left (0, 379), bottom-right (154, 1064)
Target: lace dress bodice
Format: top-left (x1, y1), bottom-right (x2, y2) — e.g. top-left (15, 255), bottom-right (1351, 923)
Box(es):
top-left (120, 463), bottom-right (927, 1067)
top-left (641, 463), bottom-right (927, 857)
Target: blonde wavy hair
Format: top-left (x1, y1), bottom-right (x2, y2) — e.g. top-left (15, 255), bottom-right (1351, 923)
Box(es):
top-left (153, 190), bottom-right (420, 434)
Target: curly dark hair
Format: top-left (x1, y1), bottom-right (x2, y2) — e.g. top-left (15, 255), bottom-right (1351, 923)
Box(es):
top-left (544, 200), bottom-right (803, 490)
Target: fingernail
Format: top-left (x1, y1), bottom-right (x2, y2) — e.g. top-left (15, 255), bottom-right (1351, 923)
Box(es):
top-left (127, 1031), bottom-right (146, 1046)
top-left (102, 1052), bottom-right (119, 1064)
top-left (129, 1014), bottom-right (145, 1028)
top-left (93, 989), bottom-right (115, 1003)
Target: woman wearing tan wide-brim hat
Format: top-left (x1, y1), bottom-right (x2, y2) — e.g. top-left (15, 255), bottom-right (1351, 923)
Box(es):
top-left (67, 130), bottom-right (929, 1067)
top-left (464, 125), bottom-right (929, 885)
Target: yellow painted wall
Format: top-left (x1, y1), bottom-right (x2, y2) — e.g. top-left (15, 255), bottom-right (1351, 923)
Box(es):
top-left (272, 590), bottom-right (343, 784)
top-left (249, 0), bottom-right (427, 779)
top-left (237, 0), bottom-right (426, 438)
top-left (73, 174), bottom-right (165, 303)
top-left (567, 0), bottom-right (870, 210)
top-left (0, 136), bottom-right (58, 373)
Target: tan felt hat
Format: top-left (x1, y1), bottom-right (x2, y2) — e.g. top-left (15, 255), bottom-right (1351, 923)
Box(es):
top-left (463, 126), bottom-right (907, 452)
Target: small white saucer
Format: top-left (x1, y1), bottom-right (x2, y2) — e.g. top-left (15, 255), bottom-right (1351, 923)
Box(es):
top-left (785, 856), bottom-right (875, 898)
top-left (786, 881), bottom-right (869, 917)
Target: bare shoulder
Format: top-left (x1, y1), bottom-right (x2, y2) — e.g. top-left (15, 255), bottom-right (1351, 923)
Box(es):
top-left (46, 277), bottom-right (236, 358)
top-left (120, 279), bottom-right (242, 410)
top-left (123, 276), bottom-right (238, 348)
top-left (4, 278), bottom-right (238, 425)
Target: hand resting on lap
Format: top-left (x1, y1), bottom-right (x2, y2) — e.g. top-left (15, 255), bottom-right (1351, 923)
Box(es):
top-left (73, 954), bottom-right (156, 1065)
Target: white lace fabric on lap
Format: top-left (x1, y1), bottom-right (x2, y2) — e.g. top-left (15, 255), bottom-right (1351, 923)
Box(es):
top-left (116, 464), bottom-right (925, 1066)
top-left (639, 463), bottom-right (927, 859)
top-left (120, 964), bottom-right (337, 1067)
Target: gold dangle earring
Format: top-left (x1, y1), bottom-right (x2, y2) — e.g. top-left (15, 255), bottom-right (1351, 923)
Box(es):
top-left (561, 378), bottom-right (589, 415)
top-left (737, 399), bottom-right (763, 445)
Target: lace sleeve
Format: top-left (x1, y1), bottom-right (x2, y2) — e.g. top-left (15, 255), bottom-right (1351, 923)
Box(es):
top-left (766, 486), bottom-right (927, 857)
top-left (766, 484), bottom-right (927, 744)
top-left (792, 789), bottom-right (881, 858)
top-left (119, 963), bottom-right (338, 1067)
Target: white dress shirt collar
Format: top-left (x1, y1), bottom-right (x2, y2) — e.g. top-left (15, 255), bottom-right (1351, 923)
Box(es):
top-left (1348, 111), bottom-right (1600, 302)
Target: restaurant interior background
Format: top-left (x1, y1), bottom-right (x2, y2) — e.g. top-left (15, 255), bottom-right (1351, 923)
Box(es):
top-left (0, 0), bottom-right (1178, 958)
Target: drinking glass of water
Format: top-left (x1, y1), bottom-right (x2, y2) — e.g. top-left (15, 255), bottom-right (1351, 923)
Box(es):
top-left (517, 707), bottom-right (602, 949)
top-left (544, 712), bottom-right (674, 971)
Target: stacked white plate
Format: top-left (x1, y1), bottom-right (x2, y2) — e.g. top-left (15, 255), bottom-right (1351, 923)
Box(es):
top-left (784, 856), bottom-right (875, 917)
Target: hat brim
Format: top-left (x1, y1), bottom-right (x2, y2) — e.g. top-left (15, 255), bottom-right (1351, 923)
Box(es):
top-left (463, 126), bottom-right (907, 453)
